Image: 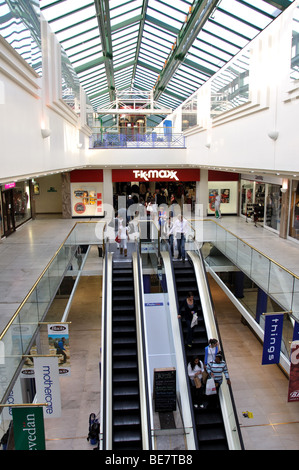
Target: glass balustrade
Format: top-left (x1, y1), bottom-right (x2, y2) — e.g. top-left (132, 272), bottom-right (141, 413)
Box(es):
top-left (0, 222), bottom-right (106, 405)
top-left (199, 219), bottom-right (299, 359)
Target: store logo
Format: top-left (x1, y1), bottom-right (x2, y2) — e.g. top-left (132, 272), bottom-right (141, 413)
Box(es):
top-left (22, 412), bottom-right (38, 449)
top-left (132, 170), bottom-right (179, 181)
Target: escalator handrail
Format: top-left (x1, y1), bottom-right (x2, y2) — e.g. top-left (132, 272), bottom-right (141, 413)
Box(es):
top-left (100, 243), bottom-right (113, 449)
top-left (160, 248), bottom-right (198, 450)
top-left (188, 249), bottom-right (244, 450)
top-left (133, 248), bottom-right (154, 449)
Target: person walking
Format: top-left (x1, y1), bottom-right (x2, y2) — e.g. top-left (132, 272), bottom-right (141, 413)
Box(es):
top-left (178, 291), bottom-right (200, 348)
top-left (118, 218), bottom-right (129, 256)
top-left (169, 214), bottom-right (188, 261)
top-left (204, 338), bottom-right (219, 365)
top-left (206, 352), bottom-right (231, 390)
top-left (214, 191), bottom-right (221, 219)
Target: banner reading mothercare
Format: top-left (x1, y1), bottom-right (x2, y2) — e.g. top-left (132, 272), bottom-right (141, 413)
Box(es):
top-left (34, 356), bottom-right (61, 418)
top-left (262, 313), bottom-right (284, 365)
top-left (288, 340), bottom-right (299, 402)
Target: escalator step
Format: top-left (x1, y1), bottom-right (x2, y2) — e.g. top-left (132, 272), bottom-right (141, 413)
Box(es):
top-left (197, 426), bottom-right (226, 442)
top-left (113, 430), bottom-right (142, 443)
top-left (113, 360), bottom-right (137, 370)
top-left (113, 371), bottom-right (138, 382)
top-left (112, 336), bottom-right (136, 345)
top-left (113, 325), bottom-right (136, 334)
top-left (113, 414), bottom-right (141, 426)
top-left (113, 399), bottom-right (140, 411)
top-left (113, 348), bottom-right (137, 357)
top-left (113, 386), bottom-right (139, 397)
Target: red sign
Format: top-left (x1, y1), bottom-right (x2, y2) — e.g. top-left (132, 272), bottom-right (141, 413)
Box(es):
top-left (288, 341), bottom-right (299, 402)
top-left (112, 168), bottom-right (200, 182)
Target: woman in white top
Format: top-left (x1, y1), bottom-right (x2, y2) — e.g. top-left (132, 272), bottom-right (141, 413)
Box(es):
top-left (118, 219), bottom-right (129, 256)
top-left (188, 356), bottom-right (205, 408)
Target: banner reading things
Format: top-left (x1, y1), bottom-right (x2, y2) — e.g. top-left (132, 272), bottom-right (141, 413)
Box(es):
top-left (262, 313), bottom-right (284, 365)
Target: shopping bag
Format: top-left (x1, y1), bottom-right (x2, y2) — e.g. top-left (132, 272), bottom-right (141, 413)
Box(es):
top-left (194, 376), bottom-right (202, 389)
top-left (191, 313), bottom-right (198, 328)
top-left (115, 235), bottom-right (120, 243)
top-left (205, 377), bottom-right (217, 395)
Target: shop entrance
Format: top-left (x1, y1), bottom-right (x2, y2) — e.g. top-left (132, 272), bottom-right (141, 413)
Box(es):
top-left (1, 189), bottom-right (15, 236)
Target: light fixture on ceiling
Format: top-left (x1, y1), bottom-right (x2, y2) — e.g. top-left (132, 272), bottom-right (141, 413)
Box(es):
top-left (77, 143), bottom-right (83, 149)
top-left (41, 128), bottom-right (51, 138)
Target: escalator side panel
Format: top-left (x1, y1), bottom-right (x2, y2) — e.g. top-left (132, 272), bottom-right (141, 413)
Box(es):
top-left (173, 259), bottom-right (228, 451)
top-left (111, 262), bottom-right (142, 450)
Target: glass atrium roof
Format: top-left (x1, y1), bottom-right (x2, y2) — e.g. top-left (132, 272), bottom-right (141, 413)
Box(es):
top-left (40, 0), bottom-right (294, 123)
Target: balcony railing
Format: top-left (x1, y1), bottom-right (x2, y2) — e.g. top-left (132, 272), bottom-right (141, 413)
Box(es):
top-left (89, 132), bottom-right (185, 149)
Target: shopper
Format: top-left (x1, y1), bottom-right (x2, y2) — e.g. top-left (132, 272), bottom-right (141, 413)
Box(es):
top-left (206, 353), bottom-right (231, 389)
top-left (118, 219), bottom-right (129, 256)
top-left (178, 291), bottom-right (200, 347)
top-left (188, 356), bottom-right (205, 408)
top-left (214, 191), bottom-right (221, 219)
top-left (169, 214), bottom-right (188, 261)
top-left (204, 338), bottom-right (219, 365)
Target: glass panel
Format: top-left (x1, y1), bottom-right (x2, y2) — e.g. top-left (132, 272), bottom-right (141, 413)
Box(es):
top-left (13, 181), bottom-right (31, 227)
top-left (292, 277), bottom-right (299, 320)
top-left (182, 96), bottom-right (197, 130)
top-left (236, 240), bottom-right (252, 277)
top-left (211, 49), bottom-right (250, 118)
top-left (61, 47), bottom-right (80, 114)
top-left (251, 250), bottom-right (270, 292)
top-left (290, 5), bottom-right (299, 81)
top-left (265, 184), bottom-right (282, 231)
top-left (268, 263), bottom-right (294, 311)
top-left (0, 0), bottom-right (42, 76)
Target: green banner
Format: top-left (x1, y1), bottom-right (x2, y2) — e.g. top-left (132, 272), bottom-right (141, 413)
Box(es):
top-left (12, 407), bottom-right (46, 450)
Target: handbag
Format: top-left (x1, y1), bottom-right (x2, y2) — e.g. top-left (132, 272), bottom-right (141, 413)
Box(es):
top-left (191, 313), bottom-right (198, 328)
top-left (205, 377), bottom-right (217, 395)
top-left (115, 235), bottom-right (120, 243)
top-left (194, 376), bottom-right (202, 389)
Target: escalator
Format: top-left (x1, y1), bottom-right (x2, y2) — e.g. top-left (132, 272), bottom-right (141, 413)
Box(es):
top-left (111, 260), bottom-right (143, 450)
top-left (173, 258), bottom-right (229, 450)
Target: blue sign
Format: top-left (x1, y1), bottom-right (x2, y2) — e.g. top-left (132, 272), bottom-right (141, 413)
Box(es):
top-left (262, 314), bottom-right (284, 365)
top-left (293, 320), bottom-right (299, 342)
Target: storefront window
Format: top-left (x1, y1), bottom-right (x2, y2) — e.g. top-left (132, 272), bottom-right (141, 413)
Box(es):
top-left (289, 180), bottom-right (299, 241)
top-left (241, 180), bottom-right (254, 216)
top-left (265, 184), bottom-right (281, 231)
top-left (13, 181), bottom-right (31, 227)
top-left (0, 197), bottom-right (3, 237)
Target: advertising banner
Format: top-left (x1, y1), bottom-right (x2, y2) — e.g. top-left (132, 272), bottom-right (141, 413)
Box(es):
top-left (288, 341), bottom-right (299, 402)
top-left (34, 356), bottom-right (61, 418)
top-left (262, 313), bottom-right (284, 365)
top-left (71, 182), bottom-right (103, 217)
top-left (48, 323), bottom-right (70, 376)
top-left (12, 406), bottom-right (46, 450)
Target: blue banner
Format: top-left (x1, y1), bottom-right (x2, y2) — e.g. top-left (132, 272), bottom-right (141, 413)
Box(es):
top-left (262, 314), bottom-right (284, 365)
top-left (293, 320), bottom-right (299, 342)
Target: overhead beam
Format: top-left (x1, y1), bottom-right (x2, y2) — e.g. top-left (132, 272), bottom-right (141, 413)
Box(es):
top-left (153, 0), bottom-right (219, 101)
top-left (131, 0), bottom-right (149, 88)
top-left (94, 0), bottom-right (115, 101)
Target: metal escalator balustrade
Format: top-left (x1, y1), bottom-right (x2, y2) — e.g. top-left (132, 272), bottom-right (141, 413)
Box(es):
top-left (173, 257), bottom-right (229, 450)
top-left (111, 261), bottom-right (143, 450)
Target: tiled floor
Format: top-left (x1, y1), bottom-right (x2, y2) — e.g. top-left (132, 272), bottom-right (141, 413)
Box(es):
top-left (1, 215), bottom-right (299, 450)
